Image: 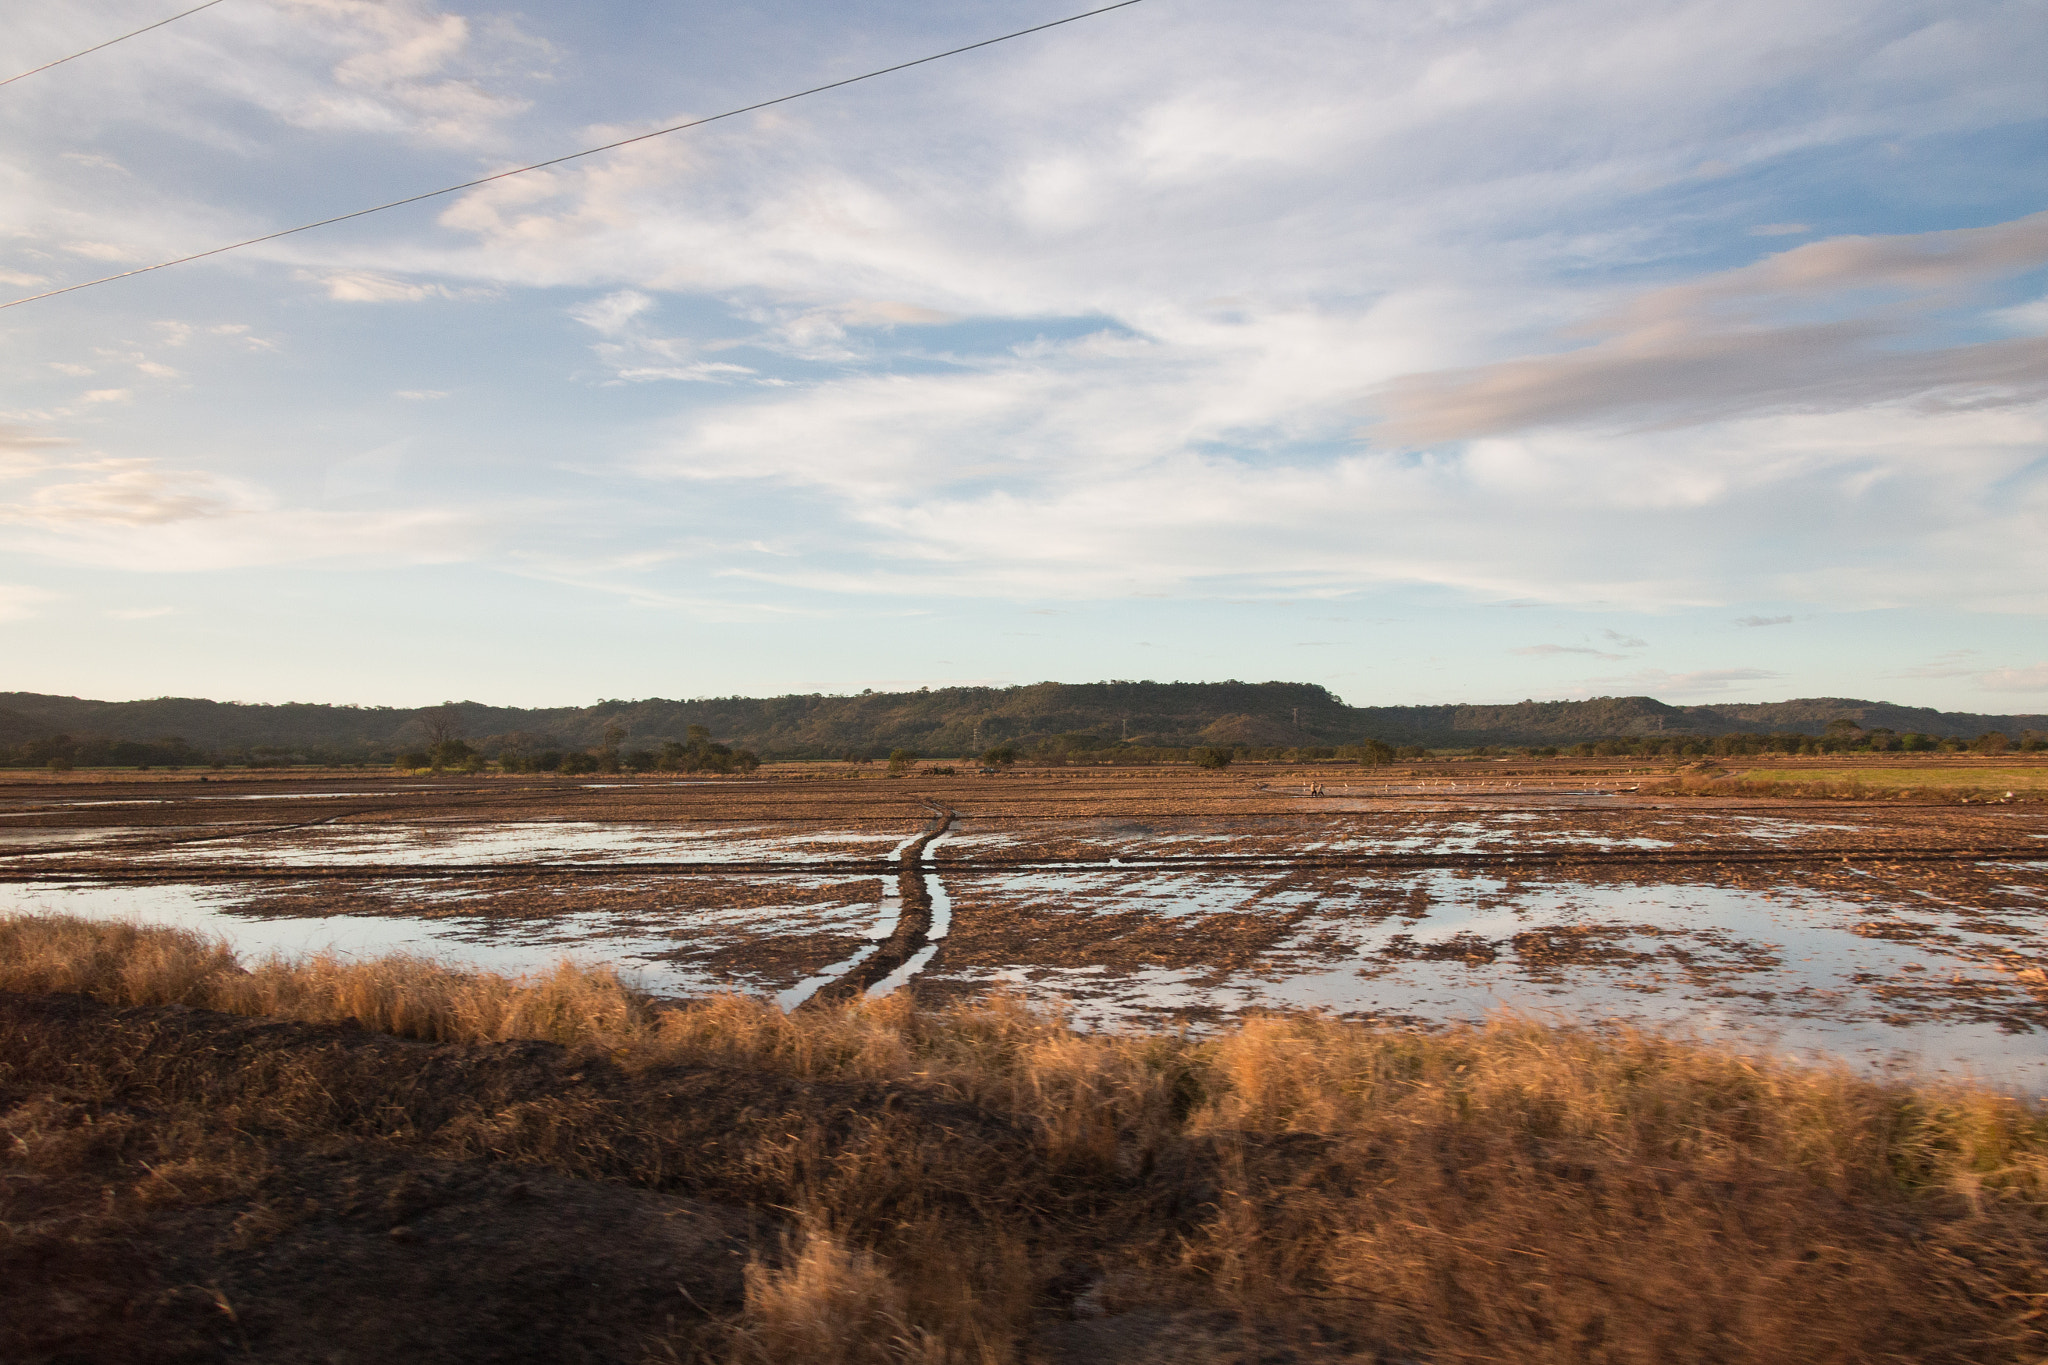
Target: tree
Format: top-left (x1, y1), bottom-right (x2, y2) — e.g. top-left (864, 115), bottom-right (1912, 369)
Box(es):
top-left (1975, 731), bottom-right (2011, 754)
top-left (1355, 739), bottom-right (1394, 767)
top-left (418, 704), bottom-right (464, 749)
top-left (887, 749), bottom-right (918, 776)
top-left (599, 720), bottom-right (628, 774)
top-left (1193, 746), bottom-right (1232, 770)
top-left (982, 745), bottom-right (1017, 766)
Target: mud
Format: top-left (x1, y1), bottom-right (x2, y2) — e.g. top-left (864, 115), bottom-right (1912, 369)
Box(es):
top-left (4, 765), bottom-right (2045, 1088)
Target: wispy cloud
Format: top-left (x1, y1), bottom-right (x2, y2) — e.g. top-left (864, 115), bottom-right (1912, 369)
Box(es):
top-left (0, 460), bottom-right (252, 527)
top-left (0, 585), bottom-right (61, 621)
top-left (1977, 662), bottom-right (2048, 692)
top-left (306, 271), bottom-right (493, 303)
top-left (1735, 614), bottom-right (1793, 627)
top-left (1373, 214), bottom-right (2048, 443)
top-left (1513, 643), bottom-right (1626, 660)
top-left (1560, 666), bottom-right (1785, 698)
top-left (571, 291), bottom-right (757, 384)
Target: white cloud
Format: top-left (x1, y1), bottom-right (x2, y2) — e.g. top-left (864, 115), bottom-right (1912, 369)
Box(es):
top-left (1373, 214), bottom-right (2048, 442)
top-left (220, 0), bottom-right (545, 149)
top-left (1978, 663), bottom-right (2048, 692)
top-left (1513, 644), bottom-right (1627, 660)
top-left (1749, 223), bottom-right (1811, 236)
top-left (62, 241), bottom-right (137, 261)
top-left (308, 270), bottom-right (486, 303)
top-left (0, 0), bottom-right (2040, 702)
top-left (0, 460), bottom-right (252, 526)
top-left (570, 290), bottom-right (654, 336)
top-left (60, 152), bottom-right (127, 173)
top-left (1735, 615), bottom-right (1793, 627)
top-left (0, 427), bottom-right (71, 481)
top-left (0, 585), bottom-right (61, 621)
top-left (635, 325), bottom-right (2048, 610)
top-left (80, 389), bottom-right (131, 404)
top-left (1563, 667), bottom-right (1785, 697)
top-left (394, 389), bottom-right (448, 401)
top-left (105, 606), bottom-right (179, 620)
top-left (569, 290), bottom-right (758, 383)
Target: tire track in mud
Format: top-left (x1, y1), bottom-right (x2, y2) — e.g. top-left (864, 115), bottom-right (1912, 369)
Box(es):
top-left (803, 801), bottom-right (955, 1008)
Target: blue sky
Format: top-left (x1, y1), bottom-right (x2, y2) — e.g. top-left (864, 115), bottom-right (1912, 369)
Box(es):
top-left (2, 0), bottom-right (2044, 710)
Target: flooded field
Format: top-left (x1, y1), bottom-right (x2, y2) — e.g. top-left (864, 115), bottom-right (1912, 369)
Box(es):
top-left (4, 765), bottom-right (2045, 1089)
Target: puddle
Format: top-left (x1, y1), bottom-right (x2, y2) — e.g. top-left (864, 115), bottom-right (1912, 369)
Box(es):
top-left (776, 944), bottom-right (879, 1011)
top-left (9, 803), bottom-right (2045, 1089)
top-left (867, 944), bottom-right (940, 1000)
top-left (103, 823), bottom-right (908, 868)
top-left (1, 881), bottom-right (733, 995)
top-left (932, 865), bottom-right (2048, 1092)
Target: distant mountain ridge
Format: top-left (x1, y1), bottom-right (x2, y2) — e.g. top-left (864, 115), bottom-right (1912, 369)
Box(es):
top-left (2, 685), bottom-right (2041, 760)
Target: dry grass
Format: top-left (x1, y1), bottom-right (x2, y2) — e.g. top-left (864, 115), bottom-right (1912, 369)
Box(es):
top-left (728, 1223), bottom-right (953, 1365)
top-left (1634, 760), bottom-right (2048, 802)
top-left (6, 911), bottom-right (2048, 1364)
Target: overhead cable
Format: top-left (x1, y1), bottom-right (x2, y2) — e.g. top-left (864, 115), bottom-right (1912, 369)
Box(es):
top-left (0, 0), bottom-right (1149, 311)
top-left (2, 0), bottom-right (229, 89)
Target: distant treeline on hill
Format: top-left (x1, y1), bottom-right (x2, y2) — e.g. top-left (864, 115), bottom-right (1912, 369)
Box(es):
top-left (2, 683), bottom-right (2043, 768)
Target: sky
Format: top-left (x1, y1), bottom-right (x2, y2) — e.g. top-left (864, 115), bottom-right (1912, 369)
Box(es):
top-left (1, 0), bottom-right (2044, 712)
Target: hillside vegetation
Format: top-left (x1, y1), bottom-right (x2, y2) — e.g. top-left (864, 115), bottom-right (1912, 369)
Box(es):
top-left (3, 683), bottom-right (2044, 766)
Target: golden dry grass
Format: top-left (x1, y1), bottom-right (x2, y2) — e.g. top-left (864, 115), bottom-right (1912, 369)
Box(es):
top-left (1730, 764), bottom-right (2048, 793)
top-left (5, 911), bottom-right (2048, 1364)
top-left (1654, 772), bottom-right (2041, 802)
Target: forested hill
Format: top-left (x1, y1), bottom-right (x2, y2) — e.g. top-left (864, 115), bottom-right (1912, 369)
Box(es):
top-left (2, 684), bottom-right (2042, 762)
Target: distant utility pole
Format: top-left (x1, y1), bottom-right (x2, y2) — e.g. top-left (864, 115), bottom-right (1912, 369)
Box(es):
top-left (1292, 707), bottom-right (1300, 729)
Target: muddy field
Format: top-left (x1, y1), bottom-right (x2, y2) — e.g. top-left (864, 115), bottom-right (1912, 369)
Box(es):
top-left (4, 761), bottom-right (2045, 1088)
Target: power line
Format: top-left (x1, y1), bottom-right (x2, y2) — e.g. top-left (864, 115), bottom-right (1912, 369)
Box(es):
top-left (1, 0), bottom-right (1149, 312)
top-left (2, 0), bottom-right (229, 89)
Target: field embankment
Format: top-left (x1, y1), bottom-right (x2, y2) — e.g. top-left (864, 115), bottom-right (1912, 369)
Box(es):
top-left (4, 914), bottom-right (2047, 1364)
top-left (1647, 760), bottom-right (2048, 802)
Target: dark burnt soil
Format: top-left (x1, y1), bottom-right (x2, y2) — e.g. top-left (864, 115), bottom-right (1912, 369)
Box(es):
top-left (0, 991), bottom-right (1052, 1365)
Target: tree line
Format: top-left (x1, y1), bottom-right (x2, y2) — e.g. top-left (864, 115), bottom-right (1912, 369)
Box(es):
top-left (7, 721), bottom-right (2038, 772)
